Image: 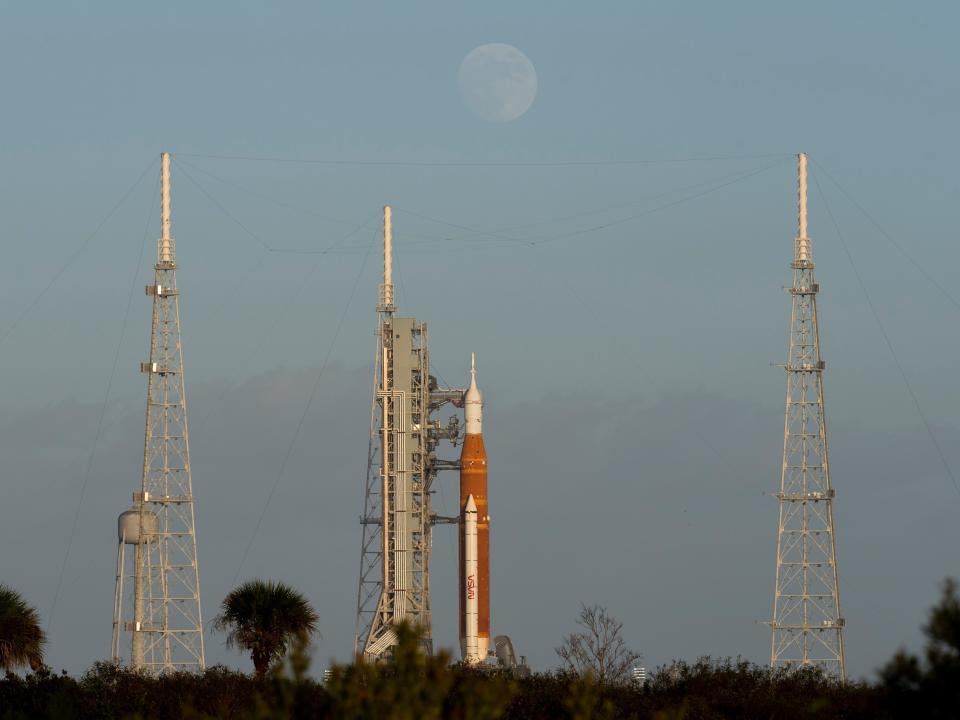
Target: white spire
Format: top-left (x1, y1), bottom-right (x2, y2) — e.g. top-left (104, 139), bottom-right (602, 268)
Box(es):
top-left (384, 205), bottom-right (393, 289)
top-left (380, 205), bottom-right (394, 310)
top-left (464, 352), bottom-right (482, 434)
top-left (796, 152), bottom-right (811, 264)
top-left (159, 152), bottom-right (175, 264)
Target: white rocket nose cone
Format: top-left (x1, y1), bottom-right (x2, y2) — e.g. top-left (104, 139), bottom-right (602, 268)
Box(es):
top-left (464, 352), bottom-right (483, 434)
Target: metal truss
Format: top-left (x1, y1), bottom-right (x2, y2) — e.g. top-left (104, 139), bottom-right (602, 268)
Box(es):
top-left (113, 153), bottom-right (205, 673)
top-left (770, 153), bottom-right (845, 679)
top-left (354, 208), bottom-right (464, 660)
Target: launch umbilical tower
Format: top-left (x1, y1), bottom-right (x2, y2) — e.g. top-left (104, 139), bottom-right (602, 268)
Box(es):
top-left (769, 153), bottom-right (845, 679)
top-left (355, 206), bottom-right (464, 659)
top-left (112, 152), bottom-right (205, 672)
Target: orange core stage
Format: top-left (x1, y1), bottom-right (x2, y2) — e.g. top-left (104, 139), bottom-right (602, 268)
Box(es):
top-left (460, 432), bottom-right (489, 658)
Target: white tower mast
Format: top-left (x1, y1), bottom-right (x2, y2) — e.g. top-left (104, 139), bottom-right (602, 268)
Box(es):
top-left (769, 153), bottom-right (846, 679)
top-left (112, 153), bottom-right (205, 672)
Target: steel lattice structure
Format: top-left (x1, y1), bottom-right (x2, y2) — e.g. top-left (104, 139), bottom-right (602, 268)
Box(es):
top-left (112, 153), bottom-right (205, 673)
top-left (354, 206), bottom-right (433, 659)
top-left (355, 206), bottom-right (462, 659)
top-left (769, 153), bottom-right (845, 679)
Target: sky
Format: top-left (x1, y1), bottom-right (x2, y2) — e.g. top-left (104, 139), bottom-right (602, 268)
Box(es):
top-left (1, 1), bottom-right (960, 680)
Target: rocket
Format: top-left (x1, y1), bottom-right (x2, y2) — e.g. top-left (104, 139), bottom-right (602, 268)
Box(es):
top-left (460, 353), bottom-right (489, 663)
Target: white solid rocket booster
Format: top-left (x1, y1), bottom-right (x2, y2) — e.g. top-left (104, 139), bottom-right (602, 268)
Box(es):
top-left (463, 494), bottom-right (480, 664)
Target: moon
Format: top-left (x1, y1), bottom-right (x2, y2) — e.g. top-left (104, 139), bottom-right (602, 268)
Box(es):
top-left (458, 44), bottom-right (537, 123)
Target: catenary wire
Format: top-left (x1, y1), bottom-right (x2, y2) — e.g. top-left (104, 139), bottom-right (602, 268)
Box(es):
top-left (173, 159), bottom-right (276, 253)
top-left (308, 158), bottom-right (792, 257)
top-left (164, 170), bottom-right (378, 432)
top-left (526, 159), bottom-right (790, 247)
top-left (812, 173), bottom-right (960, 499)
top-left (811, 159), bottom-right (960, 313)
top-left (47, 173), bottom-right (159, 631)
top-left (190, 211), bottom-right (380, 435)
top-left (0, 157), bottom-right (158, 348)
top-left (174, 151), bottom-right (792, 168)
top-left (393, 159), bottom-right (789, 245)
top-left (174, 158), bottom-right (367, 255)
top-left (233, 225), bottom-right (380, 581)
top-left (173, 156), bottom-right (787, 255)
top-left (173, 156), bottom-right (355, 227)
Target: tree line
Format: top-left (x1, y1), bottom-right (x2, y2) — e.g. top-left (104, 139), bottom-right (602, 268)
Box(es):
top-left (2, 578), bottom-right (958, 718)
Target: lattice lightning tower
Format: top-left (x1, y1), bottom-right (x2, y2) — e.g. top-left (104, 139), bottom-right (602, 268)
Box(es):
top-left (769, 153), bottom-right (845, 679)
top-left (112, 152), bottom-right (205, 672)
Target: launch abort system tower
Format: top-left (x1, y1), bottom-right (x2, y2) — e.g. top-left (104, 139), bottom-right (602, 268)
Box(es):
top-left (355, 206), bottom-right (464, 659)
top-left (112, 152), bottom-right (205, 673)
top-left (769, 153), bottom-right (845, 679)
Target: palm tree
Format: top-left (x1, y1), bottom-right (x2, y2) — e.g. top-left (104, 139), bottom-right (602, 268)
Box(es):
top-left (0, 584), bottom-right (46, 672)
top-left (212, 579), bottom-right (318, 678)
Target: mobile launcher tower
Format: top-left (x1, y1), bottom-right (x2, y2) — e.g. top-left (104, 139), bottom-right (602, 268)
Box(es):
top-left (355, 207), bottom-right (491, 663)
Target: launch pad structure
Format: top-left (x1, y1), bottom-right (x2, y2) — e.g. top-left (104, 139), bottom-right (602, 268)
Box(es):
top-left (354, 207), bottom-right (491, 661)
top-left (93, 151), bottom-right (846, 675)
top-left (354, 206), bottom-right (455, 658)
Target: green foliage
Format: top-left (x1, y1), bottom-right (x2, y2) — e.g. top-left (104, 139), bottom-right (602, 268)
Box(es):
top-left (562, 672), bottom-right (615, 720)
top-left (505, 661), bottom-right (876, 720)
top-left (444, 667), bottom-right (516, 720)
top-left (0, 652), bottom-right (886, 720)
top-left (0, 663), bottom-right (261, 720)
top-left (640, 657), bottom-right (870, 720)
top-left (212, 579), bottom-right (319, 678)
top-left (880, 577), bottom-right (960, 718)
top-left (324, 621), bottom-right (514, 720)
top-left (0, 584), bottom-right (45, 673)
top-left (236, 634), bottom-right (329, 720)
top-left (8, 578), bottom-right (960, 718)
